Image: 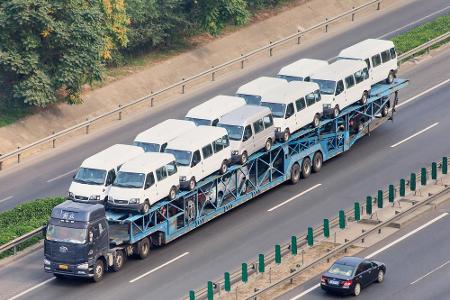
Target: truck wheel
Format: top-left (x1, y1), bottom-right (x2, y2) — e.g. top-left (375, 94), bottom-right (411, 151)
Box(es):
top-left (360, 91), bottom-right (368, 105)
top-left (137, 238), bottom-right (150, 259)
top-left (264, 138), bottom-right (272, 151)
top-left (333, 105), bottom-right (340, 118)
top-left (386, 71), bottom-right (395, 84)
top-left (301, 157), bottom-right (312, 178)
top-left (283, 129), bottom-right (290, 142)
top-left (219, 160), bottom-right (228, 174)
top-left (112, 250), bottom-right (126, 272)
top-left (312, 114), bottom-right (320, 128)
top-left (188, 177), bottom-right (196, 191)
top-left (240, 151), bottom-right (248, 165)
top-left (289, 163), bottom-right (301, 184)
top-left (141, 200), bottom-right (150, 214)
top-left (381, 104), bottom-right (389, 117)
top-left (168, 186), bottom-right (177, 200)
top-left (92, 259), bottom-right (105, 282)
top-left (312, 152), bottom-right (323, 173)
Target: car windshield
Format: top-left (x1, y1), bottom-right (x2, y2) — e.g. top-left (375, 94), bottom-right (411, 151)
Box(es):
top-left (113, 171), bottom-right (145, 188)
top-left (278, 75), bottom-right (303, 82)
top-left (237, 94), bottom-right (261, 105)
top-left (218, 124), bottom-right (244, 141)
top-left (328, 263), bottom-right (355, 277)
top-left (46, 224), bottom-right (86, 244)
top-left (165, 149), bottom-right (192, 166)
top-left (133, 141), bottom-right (160, 152)
top-left (311, 79), bottom-right (336, 95)
top-left (261, 102), bottom-right (286, 118)
top-left (73, 168), bottom-right (106, 185)
top-left (185, 117), bottom-right (211, 126)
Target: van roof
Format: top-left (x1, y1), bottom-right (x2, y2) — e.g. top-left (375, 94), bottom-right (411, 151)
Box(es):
top-left (236, 76), bottom-right (288, 96)
top-left (166, 126), bottom-right (228, 151)
top-left (338, 39), bottom-right (394, 60)
top-left (218, 105), bottom-right (271, 126)
top-left (261, 81), bottom-right (320, 104)
top-left (278, 59), bottom-right (328, 78)
top-left (81, 144), bottom-right (144, 170)
top-left (119, 152), bottom-right (175, 173)
top-left (310, 59), bottom-right (367, 81)
top-left (185, 95), bottom-right (246, 119)
top-left (134, 119), bottom-right (196, 144)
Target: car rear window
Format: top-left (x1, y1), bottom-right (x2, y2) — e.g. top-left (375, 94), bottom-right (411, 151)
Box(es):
top-left (328, 263), bottom-right (355, 276)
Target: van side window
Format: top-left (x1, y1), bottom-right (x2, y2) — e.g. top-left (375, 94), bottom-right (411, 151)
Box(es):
top-left (202, 144), bottom-right (214, 158)
top-left (363, 67), bottom-right (369, 79)
top-left (371, 54), bottom-right (381, 67)
top-left (263, 115), bottom-right (273, 128)
top-left (213, 135), bottom-right (229, 152)
top-left (191, 150), bottom-right (201, 167)
top-left (285, 103), bottom-right (295, 119)
top-left (145, 172), bottom-right (155, 189)
top-left (243, 125), bottom-right (253, 141)
top-left (253, 119), bottom-right (265, 134)
top-left (345, 75), bottom-right (355, 89)
top-left (390, 47), bottom-right (396, 58)
top-left (314, 90), bottom-right (321, 102)
top-left (295, 98), bottom-right (306, 111)
top-left (156, 166), bottom-right (168, 181)
top-left (335, 80), bottom-right (344, 96)
top-left (354, 70), bottom-right (364, 84)
top-left (106, 169), bottom-right (116, 186)
top-left (364, 58), bottom-right (371, 70)
top-left (305, 93), bottom-right (315, 106)
top-left (166, 161), bottom-right (177, 176)
top-left (381, 50), bottom-right (391, 63)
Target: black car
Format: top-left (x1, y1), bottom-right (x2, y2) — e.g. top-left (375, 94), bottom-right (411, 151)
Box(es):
top-left (320, 256), bottom-right (386, 296)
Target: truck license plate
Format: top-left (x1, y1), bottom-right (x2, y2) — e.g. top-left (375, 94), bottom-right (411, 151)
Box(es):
top-left (58, 264), bottom-right (69, 270)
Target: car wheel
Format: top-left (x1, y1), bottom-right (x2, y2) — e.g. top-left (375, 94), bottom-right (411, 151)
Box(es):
top-left (333, 105), bottom-right (340, 118)
top-left (169, 186), bottom-right (177, 200)
top-left (137, 237), bottom-right (150, 259)
top-left (240, 151), bottom-right (248, 165)
top-left (141, 201), bottom-right (150, 214)
top-left (188, 177), bottom-right (196, 191)
top-left (289, 163), bottom-right (301, 184)
top-left (219, 160), bottom-right (228, 174)
top-left (381, 104), bottom-right (389, 117)
top-left (377, 269), bottom-right (385, 283)
top-left (360, 91), bottom-right (368, 105)
top-left (312, 114), bottom-right (320, 127)
top-left (112, 250), bottom-right (125, 272)
top-left (265, 138), bottom-right (272, 151)
top-left (301, 157), bottom-right (312, 178)
top-left (283, 129), bottom-right (290, 142)
top-left (353, 282), bottom-right (361, 296)
top-left (386, 71), bottom-right (395, 84)
top-left (312, 151), bottom-right (323, 173)
top-left (92, 259), bottom-right (105, 282)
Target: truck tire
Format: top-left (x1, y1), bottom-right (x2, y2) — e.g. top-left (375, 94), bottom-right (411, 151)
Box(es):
top-left (312, 152), bottom-right (323, 173)
top-left (289, 163), bottom-right (301, 184)
top-left (112, 250), bottom-right (126, 272)
top-left (92, 259), bottom-right (105, 282)
top-left (301, 157), bottom-right (312, 178)
top-left (137, 238), bottom-right (150, 260)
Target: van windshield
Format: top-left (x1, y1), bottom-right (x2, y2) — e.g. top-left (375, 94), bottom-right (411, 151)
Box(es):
top-left (165, 149), bottom-right (192, 166)
top-left (113, 171), bottom-right (145, 188)
top-left (311, 79), bottom-right (336, 95)
top-left (46, 224), bottom-right (86, 244)
top-left (278, 75), bottom-right (303, 82)
top-left (261, 102), bottom-right (286, 118)
top-left (218, 124), bottom-right (244, 141)
top-left (185, 117), bottom-right (211, 126)
top-left (237, 94), bottom-right (261, 105)
top-left (133, 141), bottom-right (160, 152)
top-left (73, 168), bottom-right (106, 185)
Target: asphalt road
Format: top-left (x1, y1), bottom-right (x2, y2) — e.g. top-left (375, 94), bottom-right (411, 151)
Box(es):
top-left (280, 201), bottom-right (450, 300)
top-left (1, 1), bottom-right (449, 300)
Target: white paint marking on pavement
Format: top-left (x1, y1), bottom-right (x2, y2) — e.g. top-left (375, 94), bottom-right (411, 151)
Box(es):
top-left (129, 252), bottom-right (190, 283)
top-left (0, 195), bottom-right (13, 203)
top-left (390, 122), bottom-right (439, 148)
top-left (8, 277), bottom-right (55, 300)
top-left (377, 6), bottom-right (450, 38)
top-left (410, 260), bottom-right (450, 285)
top-left (46, 168), bottom-right (77, 183)
top-left (267, 184), bottom-right (322, 212)
top-left (289, 212), bottom-right (448, 299)
top-left (397, 79), bottom-right (450, 108)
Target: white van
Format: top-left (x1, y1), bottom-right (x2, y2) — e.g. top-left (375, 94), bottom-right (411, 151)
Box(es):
top-left (133, 119), bottom-right (196, 152)
top-left (310, 60), bottom-right (371, 118)
top-left (261, 81), bottom-right (323, 141)
top-left (69, 144), bottom-right (144, 204)
top-left (185, 95), bottom-right (246, 126)
top-left (338, 39), bottom-right (398, 85)
top-left (236, 76), bottom-right (288, 105)
top-left (277, 58), bottom-right (329, 82)
top-left (218, 105), bottom-right (275, 164)
top-left (165, 126), bottom-right (232, 190)
top-left (107, 153), bottom-right (179, 213)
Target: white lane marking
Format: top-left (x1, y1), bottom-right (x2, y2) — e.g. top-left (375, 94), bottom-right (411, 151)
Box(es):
top-left (129, 252), bottom-right (190, 283)
top-left (0, 195), bottom-right (13, 203)
top-left (46, 168), bottom-right (77, 183)
top-left (8, 277), bottom-right (55, 300)
top-left (267, 184), bottom-right (322, 212)
top-left (390, 122), bottom-right (439, 148)
top-left (377, 6), bottom-right (450, 38)
top-left (410, 260), bottom-right (450, 285)
top-left (289, 212), bottom-right (448, 299)
top-left (397, 79), bottom-right (450, 108)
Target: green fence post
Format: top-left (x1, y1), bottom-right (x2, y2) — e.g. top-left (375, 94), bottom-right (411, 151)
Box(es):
top-left (242, 263), bottom-right (248, 283)
top-left (389, 184), bottom-right (395, 203)
top-left (443, 157), bottom-right (448, 174)
top-left (307, 227), bottom-right (313, 246)
top-left (323, 219), bottom-right (330, 237)
top-left (275, 244), bottom-right (281, 264)
top-left (354, 202), bottom-right (360, 221)
top-left (258, 254), bottom-right (265, 273)
top-left (400, 179), bottom-right (406, 197)
top-left (339, 210), bottom-right (345, 229)
top-left (410, 173), bottom-right (416, 191)
top-left (291, 236), bottom-right (298, 255)
top-left (377, 190), bottom-right (383, 208)
top-left (224, 272), bottom-right (230, 292)
top-left (421, 168), bottom-right (427, 185)
top-left (189, 290), bottom-right (195, 300)
top-left (207, 281), bottom-right (213, 300)
top-left (366, 196), bottom-right (372, 215)
top-left (432, 162), bottom-right (437, 180)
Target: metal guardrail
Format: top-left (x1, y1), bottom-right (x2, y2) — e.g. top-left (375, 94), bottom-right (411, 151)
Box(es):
top-left (0, 226), bottom-right (44, 256)
top-left (0, 0), bottom-right (384, 171)
top-left (398, 31), bottom-right (450, 61)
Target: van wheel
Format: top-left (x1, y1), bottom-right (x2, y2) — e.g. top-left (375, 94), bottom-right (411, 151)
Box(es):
top-left (301, 157), bottom-right (312, 178)
top-left (264, 138), bottom-right (272, 151)
top-left (141, 200), bottom-right (150, 214)
top-left (381, 104), bottom-right (389, 117)
top-left (240, 151), bottom-right (248, 164)
top-left (92, 259), bottom-right (105, 282)
top-left (219, 160), bottom-right (228, 174)
top-left (283, 129), bottom-right (290, 142)
top-left (112, 250), bottom-right (126, 272)
top-left (312, 114), bottom-right (320, 128)
top-left (386, 71), bottom-right (395, 84)
top-left (188, 177), bottom-right (196, 191)
top-left (137, 237), bottom-right (150, 259)
top-left (360, 91), bottom-right (368, 105)
top-left (168, 186), bottom-right (177, 200)
top-left (289, 163), bottom-right (301, 184)
top-left (312, 152), bottom-right (323, 173)
top-left (333, 105), bottom-right (340, 118)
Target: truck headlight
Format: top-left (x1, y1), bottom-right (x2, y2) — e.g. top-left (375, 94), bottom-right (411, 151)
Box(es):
top-left (68, 192), bottom-right (74, 199)
top-left (231, 150), bottom-right (239, 155)
top-left (44, 258), bottom-right (50, 265)
top-left (77, 263), bottom-right (89, 270)
top-left (275, 127), bottom-right (281, 132)
top-left (89, 195), bottom-right (101, 200)
top-left (179, 176), bottom-right (186, 182)
top-left (129, 198), bottom-right (140, 204)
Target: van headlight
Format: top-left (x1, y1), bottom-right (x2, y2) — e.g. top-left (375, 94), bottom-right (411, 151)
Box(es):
top-left (89, 195), bottom-right (101, 200)
top-left (77, 263), bottom-right (89, 270)
top-left (44, 258), bottom-right (51, 265)
top-left (129, 198), bottom-right (140, 204)
top-left (231, 150), bottom-right (239, 155)
top-left (68, 192), bottom-right (74, 199)
top-left (275, 127), bottom-right (281, 132)
top-left (179, 176), bottom-right (187, 182)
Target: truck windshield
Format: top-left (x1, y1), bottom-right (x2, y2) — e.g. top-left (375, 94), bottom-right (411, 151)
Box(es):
top-left (185, 117), bottom-right (211, 126)
top-left (311, 79), bottom-right (336, 95)
top-left (237, 94), bottom-right (260, 105)
top-left (218, 124), bottom-right (244, 141)
top-left (46, 224), bottom-right (86, 244)
top-left (73, 168), bottom-right (106, 185)
top-left (113, 171), bottom-right (145, 188)
top-left (261, 102), bottom-right (286, 118)
top-left (165, 149), bottom-right (192, 166)
top-left (133, 141), bottom-right (160, 152)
